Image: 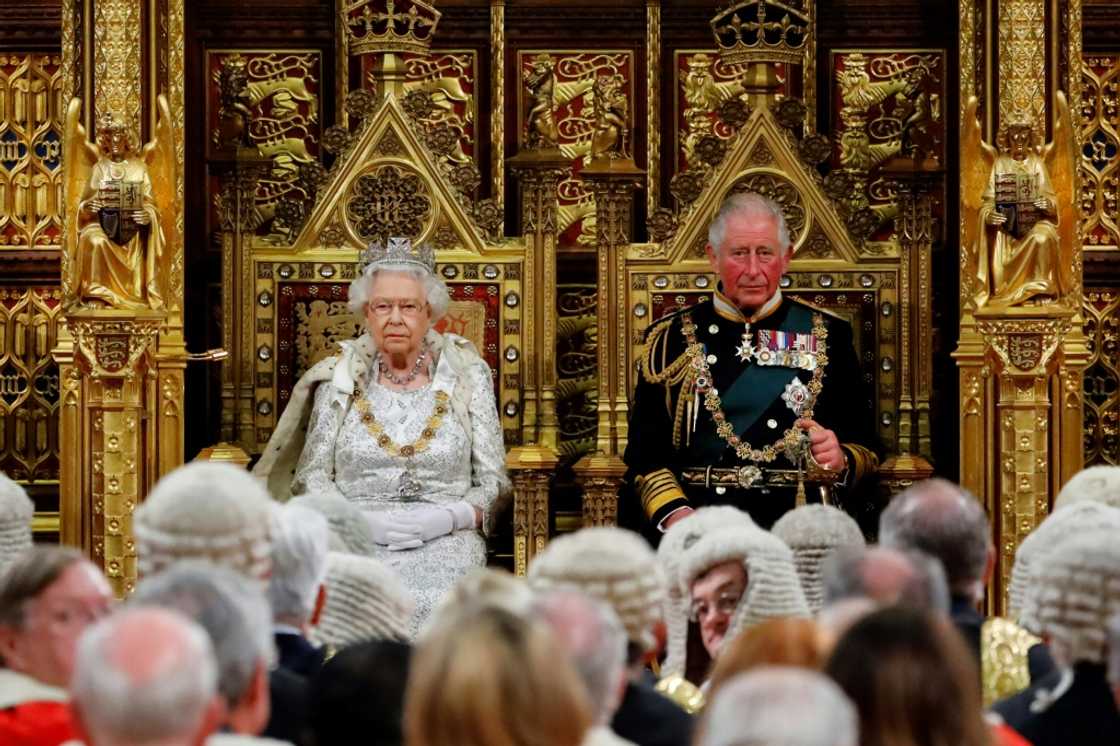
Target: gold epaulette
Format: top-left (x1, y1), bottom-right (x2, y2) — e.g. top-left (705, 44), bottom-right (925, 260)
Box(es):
top-left (788, 295), bottom-right (846, 321)
top-left (640, 315), bottom-right (691, 386)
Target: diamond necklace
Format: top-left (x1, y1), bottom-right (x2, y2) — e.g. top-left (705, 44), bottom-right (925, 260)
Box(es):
top-left (378, 341), bottom-right (430, 386)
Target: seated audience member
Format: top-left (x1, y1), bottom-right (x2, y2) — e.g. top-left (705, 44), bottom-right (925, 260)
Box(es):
top-left (313, 551), bottom-right (414, 647)
top-left (131, 562), bottom-right (293, 745)
top-left (134, 461), bottom-right (274, 583)
top-left (307, 640), bottom-right (411, 746)
top-left (993, 531), bottom-right (1120, 745)
top-left (288, 492), bottom-right (378, 556)
top-left (535, 589), bottom-right (636, 746)
top-left (69, 607), bottom-right (222, 746)
top-left (528, 527), bottom-right (692, 746)
top-left (0, 472), bottom-right (34, 572)
top-left (879, 478), bottom-right (993, 662)
top-left (820, 545), bottom-right (949, 613)
top-left (659, 506), bottom-right (808, 685)
top-left (827, 606), bottom-right (994, 746)
top-left (0, 546), bottom-right (113, 746)
top-left (406, 604), bottom-right (593, 746)
top-left (268, 505), bottom-right (330, 678)
top-left (771, 504), bottom-right (865, 615)
top-left (698, 667), bottom-right (858, 746)
top-left (1052, 464), bottom-right (1120, 510)
top-left (706, 618), bottom-right (828, 697)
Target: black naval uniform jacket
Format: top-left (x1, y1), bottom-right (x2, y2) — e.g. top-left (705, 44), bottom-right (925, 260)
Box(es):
top-left (620, 289), bottom-right (880, 536)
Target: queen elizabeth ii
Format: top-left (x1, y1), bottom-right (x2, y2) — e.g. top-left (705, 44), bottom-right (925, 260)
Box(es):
top-left (254, 238), bottom-right (510, 631)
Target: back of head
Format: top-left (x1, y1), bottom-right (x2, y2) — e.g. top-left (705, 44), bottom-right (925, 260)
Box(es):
top-left (1054, 464), bottom-right (1120, 510)
top-left (309, 639), bottom-right (411, 746)
top-left (0, 472), bottom-right (34, 572)
top-left (707, 618), bottom-right (826, 697)
top-left (1008, 501), bottom-right (1120, 620)
top-left (825, 606), bottom-right (989, 746)
top-left (822, 545), bottom-right (949, 614)
top-left (700, 666), bottom-right (857, 746)
top-left (529, 526), bottom-right (665, 655)
top-left (879, 479), bottom-right (989, 599)
top-left (772, 505), bottom-right (866, 613)
top-left (268, 504), bottom-right (329, 626)
top-left (406, 605), bottom-right (593, 746)
top-left (132, 561), bottom-right (274, 708)
top-left (71, 606), bottom-right (218, 746)
top-left (431, 567), bottom-right (534, 624)
top-left (1021, 530), bottom-right (1120, 666)
top-left (314, 551), bottom-right (414, 647)
top-left (288, 492), bottom-right (378, 556)
top-left (533, 589), bottom-right (629, 724)
top-left (135, 461), bottom-right (273, 581)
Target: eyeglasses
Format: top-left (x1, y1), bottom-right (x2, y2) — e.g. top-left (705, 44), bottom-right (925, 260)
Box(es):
top-left (369, 299), bottom-right (428, 317)
top-left (688, 590), bottom-right (742, 623)
top-left (725, 246), bottom-right (780, 265)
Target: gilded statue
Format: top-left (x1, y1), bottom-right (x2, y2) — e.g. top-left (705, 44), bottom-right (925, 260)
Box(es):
top-left (215, 53), bottom-right (254, 152)
top-left (590, 73), bottom-right (628, 159)
top-left (524, 53), bottom-right (559, 148)
top-left (962, 94), bottom-right (1077, 309)
top-left (63, 96), bottom-right (175, 310)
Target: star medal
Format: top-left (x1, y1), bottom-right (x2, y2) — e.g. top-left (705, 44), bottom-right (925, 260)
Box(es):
top-left (735, 323), bottom-right (755, 362)
top-left (782, 376), bottom-right (811, 416)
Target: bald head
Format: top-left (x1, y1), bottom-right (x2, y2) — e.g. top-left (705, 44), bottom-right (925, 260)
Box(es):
top-left (71, 607), bottom-right (219, 746)
top-left (822, 546), bottom-right (949, 614)
top-left (879, 479), bottom-right (991, 598)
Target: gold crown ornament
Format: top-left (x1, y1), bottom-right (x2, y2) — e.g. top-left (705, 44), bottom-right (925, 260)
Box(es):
top-left (360, 237), bottom-right (437, 273)
top-left (344, 0), bottom-right (441, 57)
top-left (710, 0), bottom-right (813, 67)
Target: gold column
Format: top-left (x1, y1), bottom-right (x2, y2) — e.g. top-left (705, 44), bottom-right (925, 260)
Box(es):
top-left (490, 0), bottom-right (506, 226)
top-left (645, 0), bottom-right (660, 218)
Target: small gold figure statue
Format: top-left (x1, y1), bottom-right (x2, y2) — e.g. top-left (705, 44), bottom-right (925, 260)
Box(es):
top-left (962, 93), bottom-right (1077, 309)
top-left (523, 53), bottom-right (559, 149)
top-left (63, 95), bottom-right (176, 310)
top-left (590, 73), bottom-right (629, 159)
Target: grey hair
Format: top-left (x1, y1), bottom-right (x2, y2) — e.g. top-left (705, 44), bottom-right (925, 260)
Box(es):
top-left (1108, 614), bottom-right (1120, 686)
top-left (879, 478), bottom-right (990, 598)
top-left (707, 191), bottom-right (792, 256)
top-left (700, 666), bottom-right (859, 746)
top-left (533, 589), bottom-right (629, 724)
top-left (268, 504), bottom-right (330, 625)
top-left (71, 607), bottom-right (217, 746)
top-left (132, 561), bottom-right (276, 706)
top-left (822, 545), bottom-right (949, 615)
top-left (346, 263), bottom-right (451, 321)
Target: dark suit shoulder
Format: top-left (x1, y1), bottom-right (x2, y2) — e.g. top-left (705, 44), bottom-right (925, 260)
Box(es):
top-left (612, 681), bottom-right (693, 746)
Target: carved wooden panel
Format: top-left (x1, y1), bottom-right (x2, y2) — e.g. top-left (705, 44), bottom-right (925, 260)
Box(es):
top-left (1080, 54), bottom-right (1120, 256)
top-left (0, 52), bottom-right (64, 249)
top-left (556, 284), bottom-right (597, 459)
top-left (1084, 288), bottom-right (1120, 465)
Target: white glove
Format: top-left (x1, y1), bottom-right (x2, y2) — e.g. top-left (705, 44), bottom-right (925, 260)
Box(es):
top-left (363, 512), bottom-right (423, 547)
top-left (385, 502), bottom-right (478, 551)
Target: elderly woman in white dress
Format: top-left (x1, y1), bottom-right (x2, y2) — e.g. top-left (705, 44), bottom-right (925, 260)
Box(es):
top-left (254, 238), bottom-right (510, 632)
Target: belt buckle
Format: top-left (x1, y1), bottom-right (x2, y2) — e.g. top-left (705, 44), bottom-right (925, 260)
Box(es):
top-left (737, 465), bottom-right (762, 489)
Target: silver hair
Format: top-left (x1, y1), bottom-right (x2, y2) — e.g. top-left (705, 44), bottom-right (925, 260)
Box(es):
top-left (879, 478), bottom-right (990, 598)
top-left (268, 504), bottom-right (330, 625)
top-left (1109, 614), bottom-right (1120, 686)
top-left (71, 607), bottom-right (217, 745)
top-left (533, 589), bottom-right (628, 724)
top-left (822, 545), bottom-right (949, 615)
top-left (707, 191), bottom-right (792, 256)
top-left (700, 666), bottom-right (859, 746)
top-left (133, 561), bottom-right (276, 706)
top-left (346, 263), bottom-right (451, 321)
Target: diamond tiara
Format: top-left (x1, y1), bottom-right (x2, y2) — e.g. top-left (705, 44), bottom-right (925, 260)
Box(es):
top-left (360, 237), bottom-right (436, 273)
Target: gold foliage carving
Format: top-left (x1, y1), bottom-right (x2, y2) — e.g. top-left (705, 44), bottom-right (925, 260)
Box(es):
top-left (295, 300), bottom-right (361, 374)
top-left (344, 164), bottom-right (433, 243)
top-left (0, 54), bottom-right (64, 250)
top-left (1080, 55), bottom-right (1120, 254)
top-left (1084, 289), bottom-right (1120, 465)
top-left (399, 52), bottom-right (477, 165)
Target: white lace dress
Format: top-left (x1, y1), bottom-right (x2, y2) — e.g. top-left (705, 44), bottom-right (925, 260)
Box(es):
top-left (291, 342), bottom-right (508, 634)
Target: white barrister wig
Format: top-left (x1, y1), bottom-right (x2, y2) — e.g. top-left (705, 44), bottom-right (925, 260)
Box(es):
top-left (1020, 530), bottom-right (1120, 666)
top-left (771, 505), bottom-right (866, 614)
top-left (312, 551), bottom-right (415, 648)
top-left (1054, 465), bottom-right (1120, 511)
top-left (658, 506), bottom-right (809, 677)
top-left (1007, 501), bottom-right (1120, 623)
top-left (0, 472), bottom-right (34, 572)
top-left (134, 462), bottom-right (274, 583)
top-left (288, 492), bottom-right (378, 557)
top-left (528, 527), bottom-right (666, 652)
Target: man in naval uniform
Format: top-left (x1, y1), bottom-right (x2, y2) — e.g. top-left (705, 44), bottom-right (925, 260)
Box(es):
top-left (621, 192), bottom-right (879, 538)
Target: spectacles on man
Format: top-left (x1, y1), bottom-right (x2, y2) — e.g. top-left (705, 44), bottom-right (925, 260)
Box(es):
top-left (369, 299), bottom-right (427, 317)
top-left (725, 246), bottom-right (780, 265)
top-left (688, 590), bottom-right (743, 623)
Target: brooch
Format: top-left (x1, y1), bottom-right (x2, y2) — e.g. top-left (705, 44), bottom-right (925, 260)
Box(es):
top-left (782, 376), bottom-right (811, 416)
